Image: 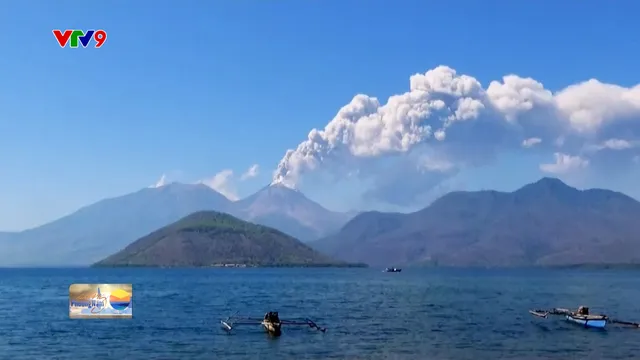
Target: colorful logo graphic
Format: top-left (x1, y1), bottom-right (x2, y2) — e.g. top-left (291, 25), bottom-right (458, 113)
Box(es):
top-left (52, 29), bottom-right (107, 48)
top-left (69, 283), bottom-right (132, 319)
top-left (109, 288), bottom-right (132, 311)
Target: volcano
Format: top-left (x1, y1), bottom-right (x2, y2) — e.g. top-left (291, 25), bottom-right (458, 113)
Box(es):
top-left (229, 183), bottom-right (353, 242)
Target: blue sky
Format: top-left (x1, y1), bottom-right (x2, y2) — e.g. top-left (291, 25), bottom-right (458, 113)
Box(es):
top-left (1, 1), bottom-right (639, 230)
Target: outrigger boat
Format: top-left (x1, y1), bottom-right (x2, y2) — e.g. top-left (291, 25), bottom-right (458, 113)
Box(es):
top-left (529, 305), bottom-right (640, 329)
top-left (220, 311), bottom-right (326, 337)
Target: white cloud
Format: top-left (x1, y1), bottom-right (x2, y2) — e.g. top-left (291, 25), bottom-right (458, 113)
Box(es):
top-left (199, 169), bottom-right (238, 200)
top-left (554, 80), bottom-right (640, 133)
top-left (540, 153), bottom-right (589, 174)
top-left (240, 164), bottom-right (260, 180)
top-left (150, 174), bottom-right (167, 188)
top-left (270, 65), bottom-right (640, 206)
top-left (599, 138), bottom-right (635, 150)
top-left (583, 138), bottom-right (638, 153)
top-left (486, 75), bottom-right (554, 122)
top-left (418, 154), bottom-right (455, 173)
top-left (200, 164), bottom-right (261, 200)
top-left (522, 137), bottom-right (542, 148)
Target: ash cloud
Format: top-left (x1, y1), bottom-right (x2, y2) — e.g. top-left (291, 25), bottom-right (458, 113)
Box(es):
top-left (271, 65), bottom-right (640, 206)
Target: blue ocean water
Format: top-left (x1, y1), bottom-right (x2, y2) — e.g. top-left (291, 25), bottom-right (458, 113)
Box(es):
top-left (1, 267), bottom-right (639, 359)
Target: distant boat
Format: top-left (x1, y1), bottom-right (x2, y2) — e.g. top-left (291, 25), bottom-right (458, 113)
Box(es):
top-left (384, 267), bottom-right (402, 272)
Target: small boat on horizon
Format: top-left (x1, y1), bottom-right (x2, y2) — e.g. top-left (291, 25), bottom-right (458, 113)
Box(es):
top-left (384, 267), bottom-right (402, 272)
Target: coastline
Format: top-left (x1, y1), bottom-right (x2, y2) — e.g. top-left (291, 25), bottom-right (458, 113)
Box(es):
top-left (7, 263), bottom-right (640, 270)
top-left (90, 262), bottom-right (369, 269)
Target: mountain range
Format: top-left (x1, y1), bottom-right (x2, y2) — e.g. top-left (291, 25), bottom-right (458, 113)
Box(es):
top-left (94, 211), bottom-right (349, 267)
top-left (2, 177), bottom-right (639, 267)
top-left (0, 182), bottom-right (353, 266)
top-left (311, 177), bottom-right (640, 267)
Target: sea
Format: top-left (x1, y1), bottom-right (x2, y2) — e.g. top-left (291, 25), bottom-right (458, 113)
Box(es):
top-left (0, 267), bottom-right (639, 360)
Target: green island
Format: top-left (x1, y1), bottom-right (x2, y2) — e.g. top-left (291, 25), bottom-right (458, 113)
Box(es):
top-left (92, 211), bottom-right (366, 268)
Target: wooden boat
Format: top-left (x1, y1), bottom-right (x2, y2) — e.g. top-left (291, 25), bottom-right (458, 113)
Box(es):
top-left (261, 312), bottom-right (282, 336)
top-left (565, 313), bottom-right (607, 329)
top-left (529, 306), bottom-right (640, 329)
top-left (384, 267), bottom-right (402, 272)
top-left (221, 311), bottom-right (326, 337)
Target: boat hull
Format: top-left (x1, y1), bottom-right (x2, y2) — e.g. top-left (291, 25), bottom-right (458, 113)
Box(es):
top-left (262, 321), bottom-right (282, 336)
top-left (565, 315), bottom-right (607, 329)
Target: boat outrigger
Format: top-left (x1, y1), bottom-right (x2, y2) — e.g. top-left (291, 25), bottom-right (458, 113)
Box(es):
top-left (220, 311), bottom-right (327, 336)
top-left (529, 306), bottom-right (640, 329)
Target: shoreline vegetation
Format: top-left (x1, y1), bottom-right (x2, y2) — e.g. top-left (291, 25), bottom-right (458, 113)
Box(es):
top-left (4, 263), bottom-right (640, 270)
top-left (92, 262), bottom-right (369, 268)
top-left (91, 262), bottom-right (640, 270)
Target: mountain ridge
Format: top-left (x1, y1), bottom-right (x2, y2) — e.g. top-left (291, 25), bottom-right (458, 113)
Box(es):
top-left (0, 183), bottom-right (233, 266)
top-left (311, 177), bottom-right (640, 267)
top-left (0, 182), bottom-right (352, 266)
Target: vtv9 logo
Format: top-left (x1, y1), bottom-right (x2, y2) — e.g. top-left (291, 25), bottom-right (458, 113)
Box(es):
top-left (52, 29), bottom-right (107, 48)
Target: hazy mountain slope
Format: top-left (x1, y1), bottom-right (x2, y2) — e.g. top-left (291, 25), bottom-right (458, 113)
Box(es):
top-left (311, 211), bottom-right (406, 258)
top-left (0, 232), bottom-right (14, 257)
top-left (93, 211), bottom-right (344, 267)
top-left (0, 182), bottom-right (355, 266)
top-left (312, 178), bottom-right (640, 267)
top-left (0, 183), bottom-right (232, 266)
top-left (229, 184), bottom-right (354, 242)
top-left (0, 232), bottom-right (12, 244)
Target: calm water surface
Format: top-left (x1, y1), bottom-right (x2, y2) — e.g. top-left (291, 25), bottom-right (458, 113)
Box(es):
top-left (0, 267), bottom-right (639, 359)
